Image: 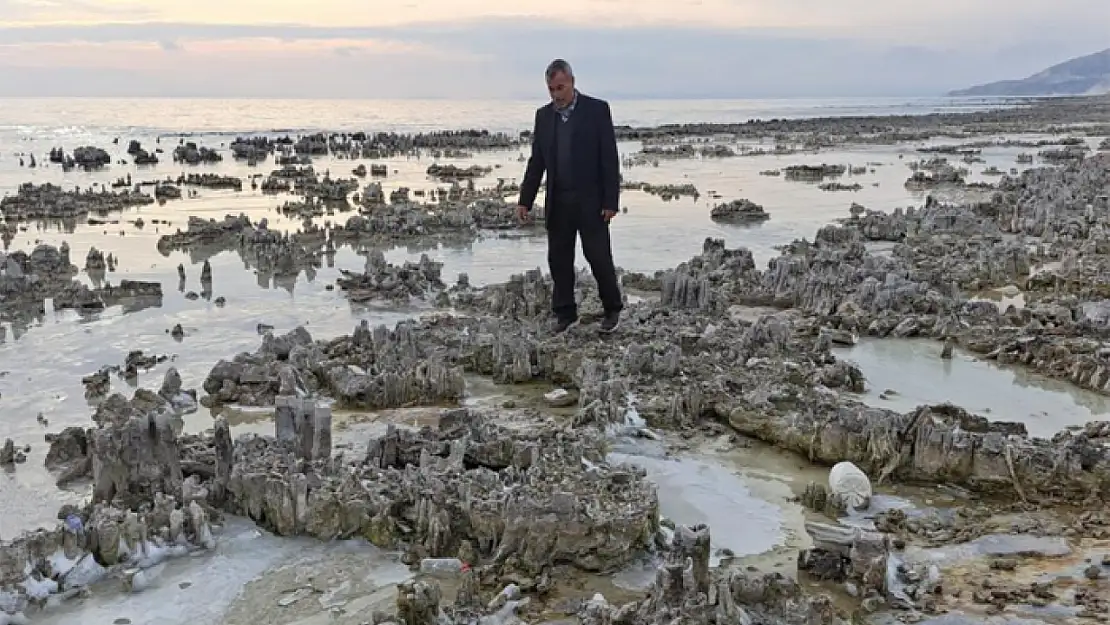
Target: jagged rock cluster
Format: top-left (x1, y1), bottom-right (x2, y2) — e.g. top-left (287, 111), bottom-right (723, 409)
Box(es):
top-left (227, 410), bottom-right (659, 581)
top-left (155, 194), bottom-right (519, 281)
top-left (784, 163), bottom-right (846, 180)
top-left (2, 386), bottom-right (215, 620)
top-left (709, 198), bottom-right (770, 223)
top-left (156, 214), bottom-right (330, 278)
top-left (202, 322), bottom-right (465, 408)
top-left (336, 195), bottom-right (518, 241)
top-left (425, 163), bottom-right (492, 179)
top-left (336, 251), bottom-right (445, 303)
top-left (6, 390), bottom-right (664, 622)
top-left (989, 152), bottom-right (1110, 237)
top-left (173, 142), bottom-right (222, 164)
top-left (380, 523), bottom-right (842, 625)
top-left (0, 182), bottom-right (153, 221)
top-left (0, 244), bottom-right (162, 322)
top-left (47, 146), bottom-right (111, 170)
top-left (126, 140), bottom-right (159, 165)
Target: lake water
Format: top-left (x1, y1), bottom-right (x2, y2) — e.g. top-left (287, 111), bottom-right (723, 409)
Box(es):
top-left (0, 96), bottom-right (1094, 535)
top-left (0, 96), bottom-right (1101, 623)
top-left (0, 96), bottom-right (1014, 138)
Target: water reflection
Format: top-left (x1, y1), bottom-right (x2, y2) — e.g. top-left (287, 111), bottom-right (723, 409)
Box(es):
top-left (0, 131), bottom-right (1076, 538)
top-left (834, 338), bottom-right (1110, 438)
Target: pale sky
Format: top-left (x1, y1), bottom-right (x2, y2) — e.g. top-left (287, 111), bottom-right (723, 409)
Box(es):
top-left (0, 0), bottom-right (1107, 97)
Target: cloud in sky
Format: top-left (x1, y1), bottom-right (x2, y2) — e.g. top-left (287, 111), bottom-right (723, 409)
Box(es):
top-left (0, 0), bottom-right (1106, 98)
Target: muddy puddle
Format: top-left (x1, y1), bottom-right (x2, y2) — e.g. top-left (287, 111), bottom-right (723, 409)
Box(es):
top-left (834, 338), bottom-right (1110, 437)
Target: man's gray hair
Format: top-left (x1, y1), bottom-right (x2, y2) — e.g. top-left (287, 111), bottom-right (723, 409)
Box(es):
top-left (545, 59), bottom-right (574, 82)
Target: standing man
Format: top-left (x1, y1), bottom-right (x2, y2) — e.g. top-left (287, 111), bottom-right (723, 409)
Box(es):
top-left (517, 58), bottom-right (624, 334)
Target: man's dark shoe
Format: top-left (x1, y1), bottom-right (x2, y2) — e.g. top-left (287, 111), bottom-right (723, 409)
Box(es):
top-left (599, 310), bottom-right (620, 333)
top-left (551, 316), bottom-right (578, 334)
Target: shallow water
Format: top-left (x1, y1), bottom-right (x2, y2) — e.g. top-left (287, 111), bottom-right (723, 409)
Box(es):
top-left (0, 97), bottom-right (1014, 138)
top-left (30, 516), bottom-right (411, 625)
top-left (608, 436), bottom-right (806, 568)
top-left (0, 100), bottom-right (1104, 625)
top-left (834, 338), bottom-right (1110, 438)
top-left (0, 134), bottom-right (1073, 533)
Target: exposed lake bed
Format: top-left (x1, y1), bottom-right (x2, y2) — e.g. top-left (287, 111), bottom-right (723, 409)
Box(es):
top-left (2, 95), bottom-right (1110, 625)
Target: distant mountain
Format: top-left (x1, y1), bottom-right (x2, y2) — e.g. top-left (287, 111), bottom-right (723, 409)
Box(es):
top-left (948, 48), bottom-right (1110, 96)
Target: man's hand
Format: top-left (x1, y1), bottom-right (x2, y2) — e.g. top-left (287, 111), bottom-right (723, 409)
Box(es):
top-left (602, 209), bottom-right (617, 223)
top-left (516, 205), bottom-right (531, 223)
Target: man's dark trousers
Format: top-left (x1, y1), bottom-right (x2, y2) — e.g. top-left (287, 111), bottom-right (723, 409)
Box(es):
top-left (546, 190), bottom-right (622, 322)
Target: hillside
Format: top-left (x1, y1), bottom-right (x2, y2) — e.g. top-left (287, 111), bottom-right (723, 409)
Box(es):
top-left (949, 48), bottom-right (1110, 96)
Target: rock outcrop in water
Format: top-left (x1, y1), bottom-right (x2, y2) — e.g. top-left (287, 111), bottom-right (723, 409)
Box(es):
top-left (12, 102), bottom-right (1110, 625)
top-left (709, 198), bottom-right (770, 223)
top-left (227, 409), bottom-right (659, 579)
top-left (202, 321), bottom-right (466, 408)
top-left (576, 524), bottom-right (843, 625)
top-left (4, 400), bottom-right (665, 621)
top-left (2, 384), bottom-right (216, 618)
top-left (0, 183), bottom-right (153, 221)
top-left (336, 251), bottom-right (445, 303)
top-left (379, 523), bottom-right (843, 625)
top-left (0, 244), bottom-right (163, 322)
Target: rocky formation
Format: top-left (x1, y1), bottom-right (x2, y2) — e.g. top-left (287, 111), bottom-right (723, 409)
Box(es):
top-left (336, 195), bottom-right (519, 241)
top-left (577, 524), bottom-right (842, 625)
top-left (626, 182), bottom-right (699, 201)
top-left (177, 173), bottom-right (241, 191)
top-left (0, 183), bottom-right (153, 221)
top-left (784, 164), bottom-right (846, 181)
top-left (425, 163), bottom-right (492, 179)
top-left (156, 196), bottom-right (520, 280)
top-left (47, 146), bottom-right (111, 170)
top-left (48, 368), bottom-right (198, 487)
top-left (6, 399), bottom-right (665, 621)
top-left (989, 152), bottom-right (1110, 237)
top-left (173, 142), bottom-right (222, 164)
top-left (372, 523), bottom-right (846, 625)
top-left (156, 215), bottom-right (329, 279)
top-left (126, 140), bottom-right (159, 165)
top-left (202, 322), bottom-right (465, 409)
top-left (336, 251), bottom-right (445, 303)
top-left (3, 385), bottom-right (217, 619)
top-left (225, 130), bottom-right (518, 166)
top-left (228, 410), bottom-right (659, 579)
top-left (709, 198), bottom-right (770, 223)
top-left (728, 400), bottom-right (1110, 502)
top-left (0, 245), bottom-right (159, 321)
top-left (0, 496), bottom-right (216, 618)
top-left (611, 96), bottom-right (1110, 147)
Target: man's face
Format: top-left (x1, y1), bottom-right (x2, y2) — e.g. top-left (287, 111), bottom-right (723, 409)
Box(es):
top-left (547, 71), bottom-right (575, 108)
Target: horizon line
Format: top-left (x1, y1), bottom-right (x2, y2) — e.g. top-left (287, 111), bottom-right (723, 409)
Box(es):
top-left (0, 94), bottom-right (1022, 101)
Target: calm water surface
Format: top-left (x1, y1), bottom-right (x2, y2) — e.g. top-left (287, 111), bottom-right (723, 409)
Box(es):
top-left (0, 97), bottom-right (1099, 539)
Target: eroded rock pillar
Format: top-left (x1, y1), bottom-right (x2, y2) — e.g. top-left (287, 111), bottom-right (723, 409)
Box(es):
top-left (212, 416), bottom-right (232, 505)
top-left (274, 395), bottom-right (296, 442)
top-left (313, 403), bottom-right (332, 460)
